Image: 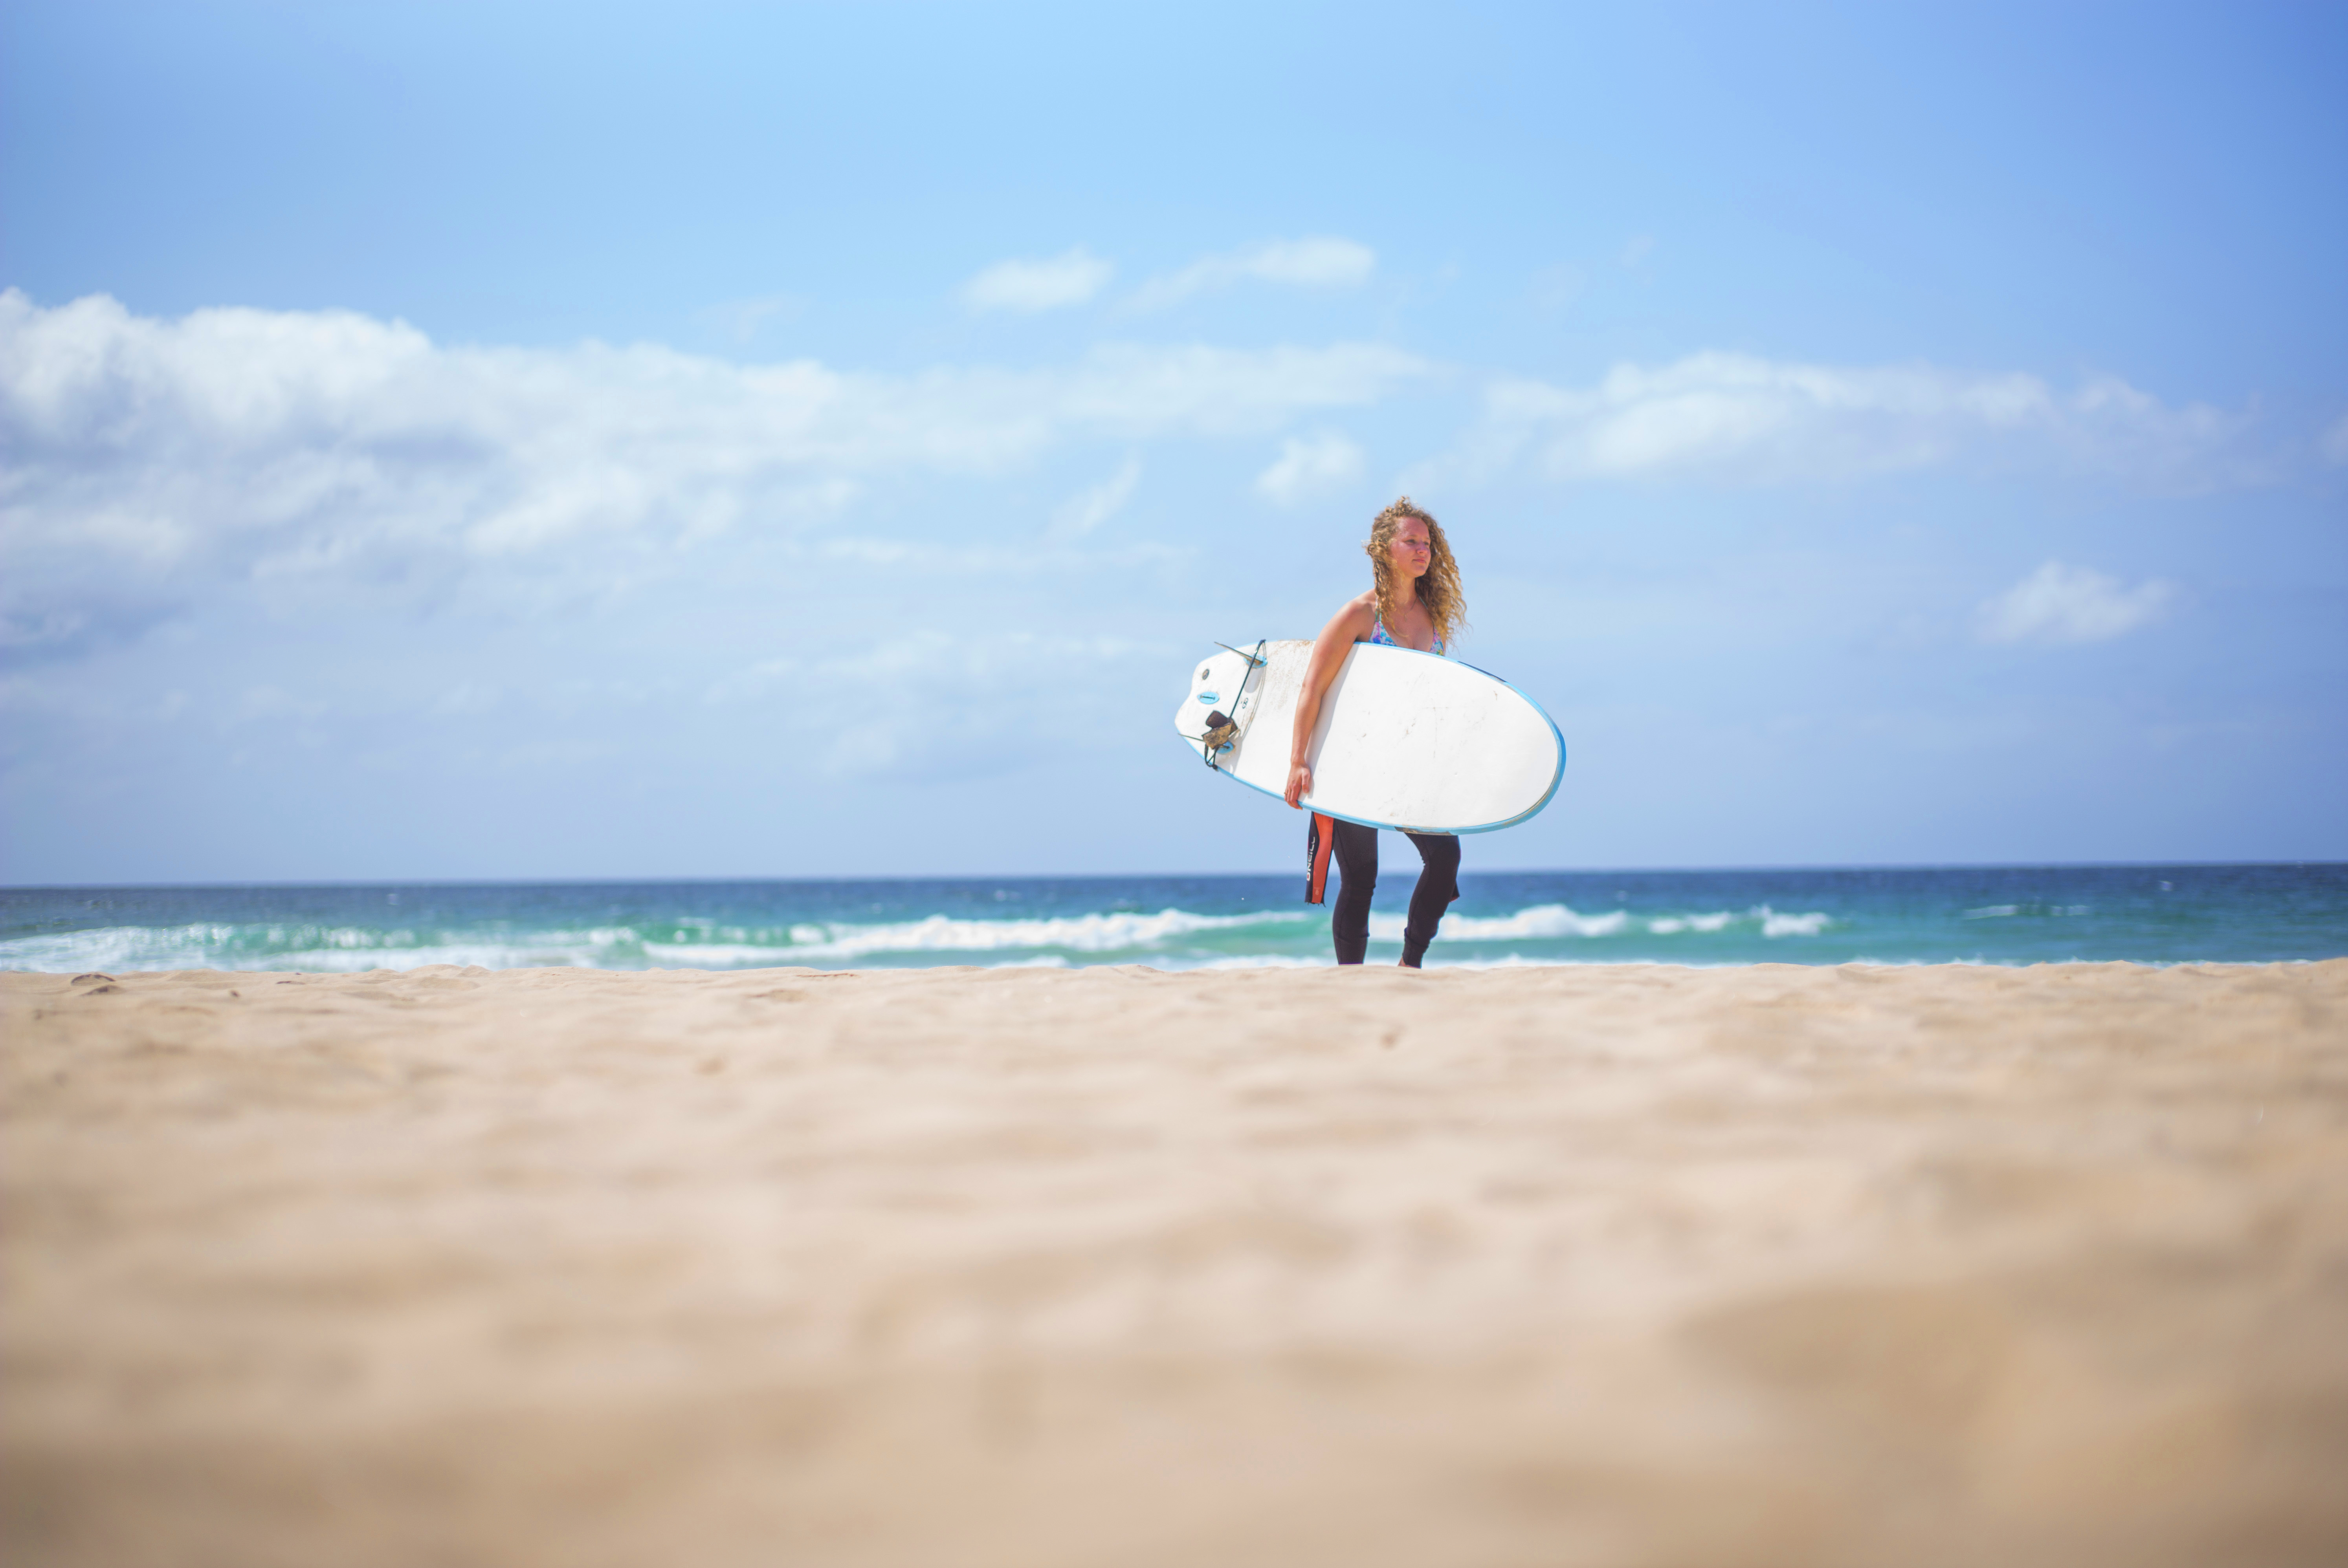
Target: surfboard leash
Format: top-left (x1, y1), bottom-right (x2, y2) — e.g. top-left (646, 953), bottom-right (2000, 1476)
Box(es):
top-left (1200, 639), bottom-right (1268, 769)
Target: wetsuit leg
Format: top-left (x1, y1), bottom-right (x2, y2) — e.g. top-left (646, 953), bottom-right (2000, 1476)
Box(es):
top-left (1330, 819), bottom-right (1379, 965)
top-left (1399, 832), bottom-right (1461, 968)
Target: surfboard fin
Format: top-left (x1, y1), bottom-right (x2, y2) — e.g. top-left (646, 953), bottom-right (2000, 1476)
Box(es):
top-left (1214, 641), bottom-right (1268, 668)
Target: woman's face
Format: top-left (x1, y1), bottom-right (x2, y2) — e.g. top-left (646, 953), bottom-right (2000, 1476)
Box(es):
top-left (1387, 518), bottom-right (1433, 578)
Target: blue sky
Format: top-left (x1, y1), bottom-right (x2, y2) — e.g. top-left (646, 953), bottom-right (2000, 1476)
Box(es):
top-left (3, 0), bottom-right (2343, 883)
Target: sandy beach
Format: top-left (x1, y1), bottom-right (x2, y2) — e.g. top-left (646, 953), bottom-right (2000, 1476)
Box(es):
top-left (4, 960), bottom-right (2344, 1566)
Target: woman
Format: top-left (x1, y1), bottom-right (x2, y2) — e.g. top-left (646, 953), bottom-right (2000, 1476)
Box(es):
top-left (1282, 496), bottom-right (1467, 968)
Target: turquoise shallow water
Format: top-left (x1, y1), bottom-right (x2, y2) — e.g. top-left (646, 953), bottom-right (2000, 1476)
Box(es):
top-left (4, 864), bottom-right (2343, 972)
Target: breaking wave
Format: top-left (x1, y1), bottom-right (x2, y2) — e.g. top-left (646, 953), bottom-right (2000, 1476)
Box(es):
top-left (0, 899), bottom-right (1842, 974)
top-left (1369, 903), bottom-right (1832, 943)
top-left (8, 865), bottom-right (2323, 971)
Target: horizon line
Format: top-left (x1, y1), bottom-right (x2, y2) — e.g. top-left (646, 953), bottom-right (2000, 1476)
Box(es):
top-left (6, 858), bottom-right (2343, 894)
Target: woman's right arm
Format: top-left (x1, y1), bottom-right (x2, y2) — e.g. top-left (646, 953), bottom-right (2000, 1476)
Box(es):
top-left (1284, 596), bottom-right (1374, 808)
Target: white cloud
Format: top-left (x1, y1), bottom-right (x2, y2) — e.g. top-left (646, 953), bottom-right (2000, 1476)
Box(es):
top-left (814, 535), bottom-right (1176, 573)
top-left (1255, 432), bottom-right (1364, 504)
top-left (1049, 454), bottom-right (1141, 539)
top-left (1458, 352), bottom-right (2261, 490)
top-left (1132, 237), bottom-right (1376, 310)
top-left (0, 290), bottom-right (1427, 650)
top-left (1976, 561), bottom-right (2176, 646)
top-left (703, 630), bottom-right (1162, 781)
top-left (961, 247), bottom-right (1113, 313)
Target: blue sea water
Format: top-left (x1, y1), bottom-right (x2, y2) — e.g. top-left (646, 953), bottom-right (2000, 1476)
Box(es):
top-left (3, 865), bottom-right (2344, 973)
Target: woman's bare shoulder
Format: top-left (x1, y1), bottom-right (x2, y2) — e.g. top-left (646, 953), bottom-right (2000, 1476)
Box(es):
top-left (1322, 591), bottom-right (1376, 638)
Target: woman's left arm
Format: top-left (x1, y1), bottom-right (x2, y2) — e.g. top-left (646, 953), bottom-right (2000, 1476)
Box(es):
top-left (1284, 597), bottom-right (1372, 808)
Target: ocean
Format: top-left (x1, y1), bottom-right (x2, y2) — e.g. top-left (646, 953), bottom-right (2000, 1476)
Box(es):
top-left (4, 864), bottom-right (2344, 973)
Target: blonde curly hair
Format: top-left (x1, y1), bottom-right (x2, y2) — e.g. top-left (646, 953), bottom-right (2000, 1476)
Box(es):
top-left (1365, 496), bottom-right (1465, 647)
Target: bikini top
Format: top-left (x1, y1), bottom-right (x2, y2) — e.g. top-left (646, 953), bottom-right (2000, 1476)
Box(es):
top-left (1368, 615), bottom-right (1445, 656)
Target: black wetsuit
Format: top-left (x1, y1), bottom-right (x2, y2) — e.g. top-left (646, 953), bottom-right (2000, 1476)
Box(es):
top-left (1330, 819), bottom-right (1460, 968)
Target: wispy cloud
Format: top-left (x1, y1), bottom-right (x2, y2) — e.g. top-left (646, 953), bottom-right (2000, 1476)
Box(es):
top-left (1255, 432), bottom-right (1363, 504)
top-left (1049, 454), bottom-right (1141, 539)
top-left (703, 630), bottom-right (1163, 781)
top-left (1976, 561), bottom-right (2176, 646)
top-left (961, 247), bottom-right (1113, 312)
top-left (1132, 237), bottom-right (1375, 310)
top-left (1530, 264), bottom-right (1585, 312)
top-left (0, 290), bottom-right (1427, 652)
top-left (701, 293), bottom-right (802, 344)
top-left (1457, 352), bottom-right (2263, 490)
top-left (813, 535), bottom-right (1176, 574)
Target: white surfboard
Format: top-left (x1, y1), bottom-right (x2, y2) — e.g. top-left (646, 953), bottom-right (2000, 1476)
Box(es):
top-left (1174, 639), bottom-right (1565, 833)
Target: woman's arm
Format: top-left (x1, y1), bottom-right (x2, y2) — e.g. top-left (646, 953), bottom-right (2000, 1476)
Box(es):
top-left (1284, 595), bottom-right (1374, 808)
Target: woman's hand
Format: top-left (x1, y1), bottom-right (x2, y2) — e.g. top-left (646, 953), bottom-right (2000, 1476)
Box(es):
top-left (1284, 762), bottom-right (1313, 809)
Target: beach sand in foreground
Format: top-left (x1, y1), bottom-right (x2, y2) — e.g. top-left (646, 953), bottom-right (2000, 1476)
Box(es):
top-left (5, 962), bottom-right (2345, 1567)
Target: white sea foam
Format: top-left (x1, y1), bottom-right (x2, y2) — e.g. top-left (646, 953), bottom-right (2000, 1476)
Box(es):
top-left (1647, 912), bottom-right (1735, 934)
top-left (0, 924), bottom-right (608, 973)
top-left (1962, 903), bottom-right (2088, 919)
top-left (0, 898), bottom-right (1841, 975)
top-left (1759, 908), bottom-right (1831, 938)
top-left (1148, 953), bottom-right (1333, 971)
top-left (780, 907), bottom-right (1312, 960)
top-left (640, 943), bottom-right (813, 968)
top-left (0, 926), bottom-right (204, 972)
top-left (1433, 905), bottom-right (1631, 940)
top-left (1365, 906), bottom-right (1623, 942)
top-left (1357, 903), bottom-right (1829, 944)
